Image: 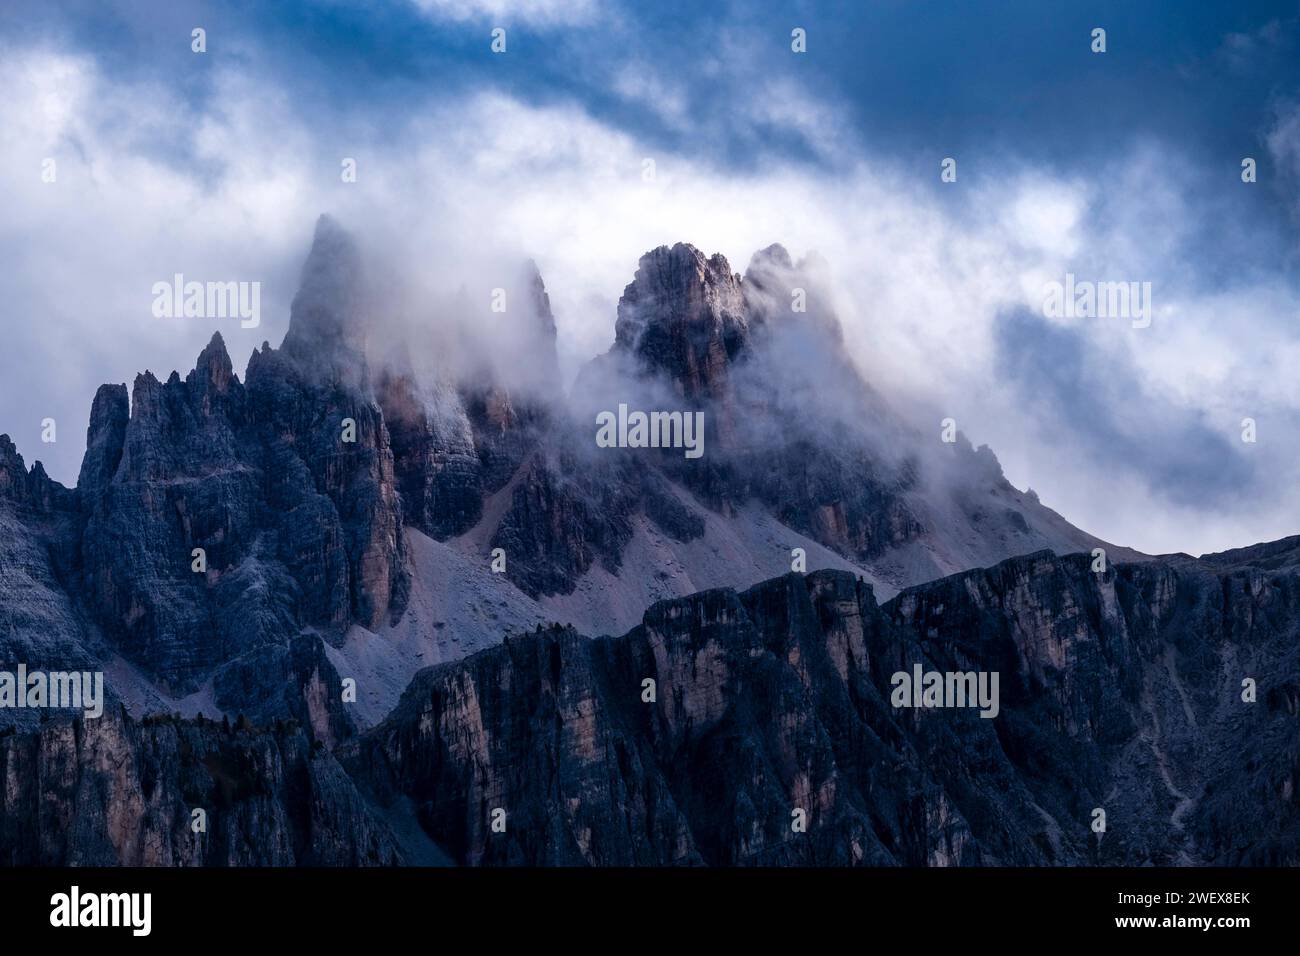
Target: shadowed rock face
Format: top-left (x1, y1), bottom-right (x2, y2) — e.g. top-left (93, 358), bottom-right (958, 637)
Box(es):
top-left (0, 440), bottom-right (97, 729)
top-left (1, 436), bottom-right (78, 515)
top-left (376, 368), bottom-right (485, 539)
top-left (345, 550), bottom-right (1300, 866)
top-left (0, 709), bottom-right (401, 866)
top-left (486, 442), bottom-right (705, 599)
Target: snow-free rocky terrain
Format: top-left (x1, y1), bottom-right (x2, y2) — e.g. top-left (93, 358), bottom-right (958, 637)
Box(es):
top-left (3, 217), bottom-right (1294, 865)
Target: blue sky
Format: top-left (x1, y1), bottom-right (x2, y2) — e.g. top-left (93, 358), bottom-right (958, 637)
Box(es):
top-left (2, 0), bottom-right (1299, 554)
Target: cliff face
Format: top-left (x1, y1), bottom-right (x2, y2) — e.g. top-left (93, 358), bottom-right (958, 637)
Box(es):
top-left (0, 708), bottom-right (401, 866)
top-left (349, 571), bottom-right (900, 866)
top-left (0, 440), bottom-right (99, 734)
top-left (2, 546), bottom-right (1296, 866)
top-left (376, 369), bottom-right (484, 539)
top-left (346, 549), bottom-right (1300, 866)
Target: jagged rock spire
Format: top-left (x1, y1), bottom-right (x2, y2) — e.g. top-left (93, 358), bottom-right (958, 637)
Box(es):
top-left (515, 258), bottom-right (561, 397)
top-left (0, 434), bottom-right (27, 502)
top-left (281, 214), bottom-right (369, 380)
top-left (76, 383), bottom-right (129, 498)
top-left (0, 434), bottom-right (75, 512)
top-left (525, 258), bottom-right (558, 346)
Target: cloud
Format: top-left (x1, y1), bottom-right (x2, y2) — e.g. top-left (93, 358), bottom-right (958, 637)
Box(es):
top-left (406, 0), bottom-right (602, 27)
top-left (996, 308), bottom-right (1256, 508)
top-left (1218, 18), bottom-right (1289, 72)
top-left (1267, 99), bottom-right (1300, 219)
top-left (1, 20), bottom-right (1298, 558)
top-left (610, 64), bottom-right (690, 130)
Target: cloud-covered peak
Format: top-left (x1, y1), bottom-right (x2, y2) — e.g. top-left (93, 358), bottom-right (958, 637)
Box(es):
top-left (281, 214), bottom-right (368, 374)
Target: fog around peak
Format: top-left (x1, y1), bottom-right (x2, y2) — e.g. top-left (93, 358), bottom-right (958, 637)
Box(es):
top-left (2, 1), bottom-right (1299, 555)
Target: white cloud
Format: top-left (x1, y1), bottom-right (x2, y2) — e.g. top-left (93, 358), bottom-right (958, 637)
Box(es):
top-left (1267, 99), bottom-right (1300, 218)
top-left (407, 0), bottom-right (602, 27)
top-left (1, 44), bottom-right (1297, 557)
top-left (611, 64), bottom-right (690, 129)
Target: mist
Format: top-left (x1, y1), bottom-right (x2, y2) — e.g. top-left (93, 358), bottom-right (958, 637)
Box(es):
top-left (2, 30), bottom-right (1299, 557)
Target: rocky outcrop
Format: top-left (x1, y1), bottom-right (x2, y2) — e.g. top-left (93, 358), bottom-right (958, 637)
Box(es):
top-left (489, 445), bottom-right (705, 598)
top-left (243, 338), bottom-right (408, 634)
top-left (76, 384), bottom-right (129, 506)
top-left (280, 214), bottom-right (369, 379)
top-left (210, 634), bottom-right (357, 751)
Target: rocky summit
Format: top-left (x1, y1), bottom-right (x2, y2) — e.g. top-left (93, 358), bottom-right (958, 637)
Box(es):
top-left (0, 217), bottom-right (1294, 866)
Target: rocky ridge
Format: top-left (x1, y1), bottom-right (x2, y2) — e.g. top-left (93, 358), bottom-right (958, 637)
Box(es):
top-left (5, 543), bottom-right (1294, 865)
top-left (341, 546), bottom-right (1300, 866)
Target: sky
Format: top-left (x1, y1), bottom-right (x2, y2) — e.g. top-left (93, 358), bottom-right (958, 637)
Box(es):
top-left (1, 0), bottom-right (1299, 556)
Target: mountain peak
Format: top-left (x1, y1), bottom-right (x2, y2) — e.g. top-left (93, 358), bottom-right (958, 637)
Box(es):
top-left (0, 432), bottom-right (73, 511)
top-left (77, 383), bottom-right (129, 497)
top-left (523, 258), bottom-right (558, 345)
top-left (281, 213), bottom-right (367, 375)
top-left (740, 242), bottom-right (843, 345)
top-left (517, 258), bottom-right (561, 396)
top-left (189, 331), bottom-right (235, 395)
top-left (612, 242), bottom-right (748, 399)
top-left (0, 434), bottom-right (25, 500)
top-left (746, 242), bottom-right (793, 273)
